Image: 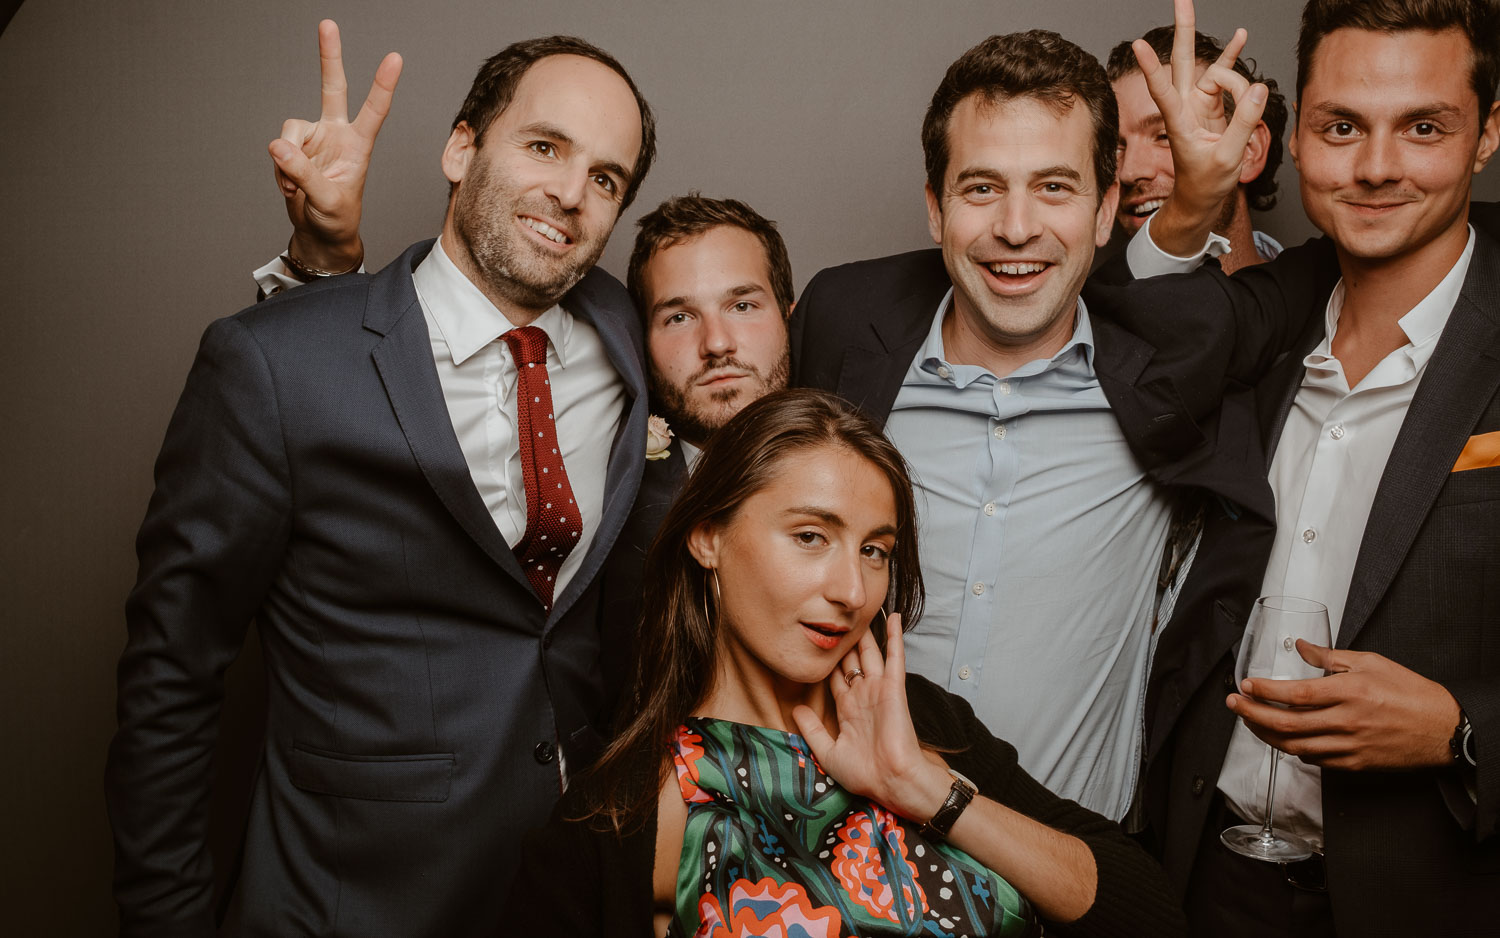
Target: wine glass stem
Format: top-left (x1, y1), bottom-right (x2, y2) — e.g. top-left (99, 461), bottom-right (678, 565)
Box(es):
top-left (1259, 749), bottom-right (1282, 843)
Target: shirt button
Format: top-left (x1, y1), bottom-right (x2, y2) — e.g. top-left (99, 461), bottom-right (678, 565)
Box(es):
top-left (533, 741), bottom-right (556, 764)
top-left (958, 666), bottom-right (972, 680)
top-left (972, 582), bottom-right (986, 596)
top-left (1330, 424), bottom-right (1345, 440)
top-left (1302, 528), bottom-right (1317, 544)
top-left (1000, 382), bottom-right (1011, 395)
top-left (983, 502), bottom-right (996, 516)
top-left (937, 365), bottom-right (952, 380)
top-left (992, 425), bottom-right (1007, 441)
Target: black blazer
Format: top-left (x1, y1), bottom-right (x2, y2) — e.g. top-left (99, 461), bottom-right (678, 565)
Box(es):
top-left (105, 241), bottom-right (649, 937)
top-left (1148, 216), bottom-right (1500, 936)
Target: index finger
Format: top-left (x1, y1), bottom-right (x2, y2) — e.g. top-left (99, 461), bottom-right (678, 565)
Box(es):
top-left (1240, 673), bottom-right (1340, 708)
top-left (882, 612), bottom-right (905, 677)
top-left (351, 51), bottom-right (404, 140)
top-left (318, 19), bottom-right (350, 122)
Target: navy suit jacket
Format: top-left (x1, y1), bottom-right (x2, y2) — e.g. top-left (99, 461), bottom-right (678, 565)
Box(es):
top-left (105, 241), bottom-right (648, 937)
top-left (1147, 210), bottom-right (1500, 935)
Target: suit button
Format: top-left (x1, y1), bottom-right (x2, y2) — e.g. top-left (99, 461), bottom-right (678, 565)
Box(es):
top-left (1223, 671), bottom-right (1236, 690)
top-left (1192, 776), bottom-right (1206, 796)
top-left (534, 741), bottom-right (556, 764)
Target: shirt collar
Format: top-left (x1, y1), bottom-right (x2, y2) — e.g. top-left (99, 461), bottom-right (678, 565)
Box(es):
top-left (412, 236), bottom-right (572, 367)
top-left (916, 287), bottom-right (1096, 384)
top-left (1322, 225), bottom-right (1475, 367)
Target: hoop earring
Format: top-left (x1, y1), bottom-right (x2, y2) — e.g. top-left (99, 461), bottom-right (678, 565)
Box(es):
top-left (874, 606), bottom-right (889, 633)
top-left (702, 567), bottom-right (722, 625)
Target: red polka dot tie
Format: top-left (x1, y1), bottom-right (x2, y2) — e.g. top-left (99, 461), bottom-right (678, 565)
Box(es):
top-left (502, 326), bottom-right (581, 610)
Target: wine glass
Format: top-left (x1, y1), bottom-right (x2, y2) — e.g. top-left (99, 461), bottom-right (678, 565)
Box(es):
top-left (1220, 595), bottom-right (1331, 862)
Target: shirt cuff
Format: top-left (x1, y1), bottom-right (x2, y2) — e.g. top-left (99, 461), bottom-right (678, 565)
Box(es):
top-left (1125, 212), bottom-right (1232, 279)
top-left (252, 254), bottom-right (369, 299)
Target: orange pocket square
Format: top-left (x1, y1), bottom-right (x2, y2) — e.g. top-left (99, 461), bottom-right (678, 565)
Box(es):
top-left (1454, 431), bottom-right (1500, 472)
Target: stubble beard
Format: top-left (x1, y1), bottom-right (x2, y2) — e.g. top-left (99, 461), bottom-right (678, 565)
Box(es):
top-left (450, 155), bottom-right (609, 313)
top-left (651, 347), bottom-right (791, 446)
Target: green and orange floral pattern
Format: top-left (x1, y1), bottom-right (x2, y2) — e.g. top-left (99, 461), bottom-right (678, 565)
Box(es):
top-left (669, 719), bottom-right (1036, 938)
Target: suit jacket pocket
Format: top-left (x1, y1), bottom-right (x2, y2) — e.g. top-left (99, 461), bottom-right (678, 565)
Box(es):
top-left (289, 742), bottom-right (454, 802)
top-left (1434, 464), bottom-right (1500, 507)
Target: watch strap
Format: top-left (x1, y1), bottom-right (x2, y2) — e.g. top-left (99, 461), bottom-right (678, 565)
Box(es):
top-left (919, 769), bottom-right (977, 840)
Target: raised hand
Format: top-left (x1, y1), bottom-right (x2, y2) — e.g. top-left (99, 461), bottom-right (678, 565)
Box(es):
top-left (269, 20), bottom-right (402, 272)
top-left (792, 614), bottom-right (952, 822)
top-left (1228, 640), bottom-right (1463, 771)
top-left (1133, 0), bottom-right (1268, 255)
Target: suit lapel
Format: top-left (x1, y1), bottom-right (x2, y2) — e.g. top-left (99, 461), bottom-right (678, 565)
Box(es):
top-left (548, 268), bottom-right (648, 626)
top-left (836, 278), bottom-right (946, 424)
top-left (1339, 249), bottom-right (1500, 647)
top-left (366, 242), bottom-right (531, 589)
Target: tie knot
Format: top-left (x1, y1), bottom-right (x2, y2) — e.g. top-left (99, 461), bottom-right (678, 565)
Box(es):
top-left (502, 326), bottom-right (550, 366)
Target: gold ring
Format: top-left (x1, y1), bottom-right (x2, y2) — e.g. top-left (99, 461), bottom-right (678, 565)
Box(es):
top-left (844, 668), bottom-right (866, 686)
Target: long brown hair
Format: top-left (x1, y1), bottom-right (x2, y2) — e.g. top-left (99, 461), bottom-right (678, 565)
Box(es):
top-left (579, 389), bottom-right (924, 832)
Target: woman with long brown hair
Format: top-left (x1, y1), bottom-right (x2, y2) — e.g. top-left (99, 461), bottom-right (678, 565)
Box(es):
top-left (509, 389), bottom-right (1182, 937)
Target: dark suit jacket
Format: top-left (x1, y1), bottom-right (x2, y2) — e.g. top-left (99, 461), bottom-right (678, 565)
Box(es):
top-left (105, 241), bottom-right (648, 937)
top-left (1149, 217), bottom-right (1500, 936)
top-left (597, 442), bottom-right (689, 708)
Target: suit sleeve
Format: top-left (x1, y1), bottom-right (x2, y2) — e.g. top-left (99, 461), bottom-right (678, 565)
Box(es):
top-left (788, 267), bottom-right (839, 393)
top-left (1446, 677), bottom-right (1500, 841)
top-left (104, 317), bottom-right (293, 937)
top-left (1090, 234), bottom-right (1340, 387)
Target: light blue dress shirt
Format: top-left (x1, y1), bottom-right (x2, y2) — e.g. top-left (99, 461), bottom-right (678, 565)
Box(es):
top-left (885, 290), bottom-right (1171, 820)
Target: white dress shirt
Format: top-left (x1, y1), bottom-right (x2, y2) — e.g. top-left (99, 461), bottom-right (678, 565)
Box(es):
top-left (1217, 230), bottom-right (1474, 848)
top-left (1129, 218), bottom-right (1476, 847)
top-left (407, 238), bottom-right (626, 598)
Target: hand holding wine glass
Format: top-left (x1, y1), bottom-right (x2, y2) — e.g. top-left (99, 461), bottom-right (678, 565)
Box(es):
top-left (1220, 595), bottom-right (1331, 862)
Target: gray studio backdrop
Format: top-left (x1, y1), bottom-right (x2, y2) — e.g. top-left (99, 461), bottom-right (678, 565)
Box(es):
top-left (3, 0), bottom-right (1497, 932)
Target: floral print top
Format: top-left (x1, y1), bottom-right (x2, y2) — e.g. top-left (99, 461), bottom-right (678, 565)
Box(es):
top-left (668, 718), bottom-right (1038, 938)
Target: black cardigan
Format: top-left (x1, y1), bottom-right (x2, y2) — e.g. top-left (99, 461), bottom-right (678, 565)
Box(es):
top-left (506, 675), bottom-right (1185, 937)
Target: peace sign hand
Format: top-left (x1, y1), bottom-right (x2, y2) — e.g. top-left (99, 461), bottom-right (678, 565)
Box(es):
top-left (1132, 0), bottom-right (1269, 255)
top-left (792, 614), bottom-right (954, 823)
top-left (269, 20), bottom-right (402, 272)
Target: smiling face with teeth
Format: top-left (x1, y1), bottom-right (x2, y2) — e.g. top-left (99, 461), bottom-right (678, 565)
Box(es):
top-left (441, 54), bottom-right (643, 320)
top-left (925, 94), bottom-right (1117, 372)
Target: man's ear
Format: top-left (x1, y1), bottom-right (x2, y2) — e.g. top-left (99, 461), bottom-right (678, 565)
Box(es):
top-left (1240, 121), bottom-right (1272, 185)
top-left (1474, 101), bottom-right (1500, 173)
top-left (442, 121), bottom-right (478, 186)
top-left (1095, 180), bottom-right (1120, 248)
top-left (686, 520), bottom-right (721, 570)
top-left (1288, 102), bottom-right (1301, 172)
top-left (925, 182), bottom-right (943, 246)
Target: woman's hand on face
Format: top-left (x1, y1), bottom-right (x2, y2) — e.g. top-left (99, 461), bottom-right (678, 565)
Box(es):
top-left (792, 614), bottom-right (954, 822)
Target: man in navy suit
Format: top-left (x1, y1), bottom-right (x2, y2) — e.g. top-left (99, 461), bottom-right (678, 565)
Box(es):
top-left (105, 29), bottom-right (657, 937)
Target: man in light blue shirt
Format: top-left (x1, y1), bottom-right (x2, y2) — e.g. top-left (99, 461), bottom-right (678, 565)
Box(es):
top-left (793, 28), bottom-right (1274, 820)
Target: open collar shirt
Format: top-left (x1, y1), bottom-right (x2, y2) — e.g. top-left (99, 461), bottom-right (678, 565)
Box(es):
top-left (1218, 229), bottom-right (1475, 848)
top-left (884, 290), bottom-right (1171, 820)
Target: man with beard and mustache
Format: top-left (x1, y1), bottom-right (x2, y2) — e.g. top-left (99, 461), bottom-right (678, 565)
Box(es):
top-left (1105, 25), bottom-right (1288, 273)
top-left (105, 24), bottom-right (657, 937)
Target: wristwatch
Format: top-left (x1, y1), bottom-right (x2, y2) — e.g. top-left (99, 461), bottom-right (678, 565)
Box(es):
top-left (919, 768), bottom-right (978, 840)
top-left (1450, 709), bottom-right (1477, 768)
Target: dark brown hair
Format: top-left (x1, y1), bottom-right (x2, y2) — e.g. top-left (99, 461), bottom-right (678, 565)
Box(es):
top-left (1296, 0), bottom-right (1500, 127)
top-left (1107, 26), bottom-right (1288, 212)
top-left (626, 193), bottom-right (795, 321)
top-left (578, 389), bottom-right (925, 832)
top-left (922, 30), bottom-right (1118, 204)
top-left (450, 35), bottom-right (657, 209)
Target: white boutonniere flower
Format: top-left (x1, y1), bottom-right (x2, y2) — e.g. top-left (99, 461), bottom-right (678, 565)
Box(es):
top-left (646, 414), bottom-right (674, 461)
